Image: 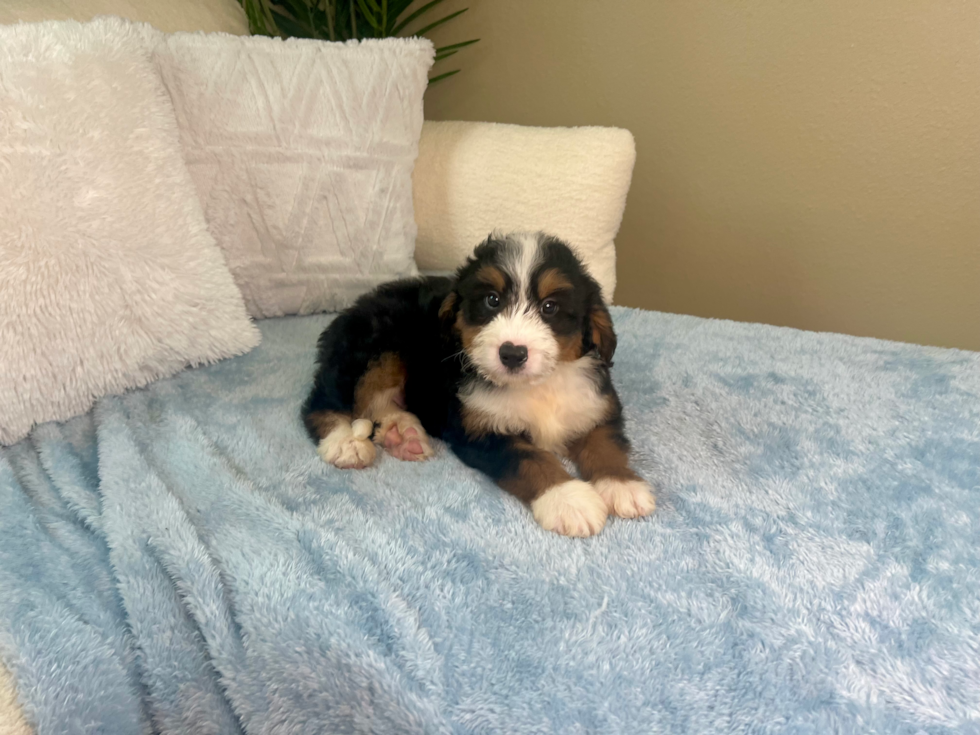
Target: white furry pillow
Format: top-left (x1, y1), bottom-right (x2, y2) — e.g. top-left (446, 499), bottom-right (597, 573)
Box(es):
top-left (152, 34), bottom-right (434, 318)
top-left (0, 18), bottom-right (259, 446)
top-left (412, 121), bottom-right (636, 302)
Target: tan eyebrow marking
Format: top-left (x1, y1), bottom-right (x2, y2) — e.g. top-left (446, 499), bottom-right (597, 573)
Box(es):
top-left (537, 268), bottom-right (573, 300)
top-left (475, 265), bottom-right (507, 291)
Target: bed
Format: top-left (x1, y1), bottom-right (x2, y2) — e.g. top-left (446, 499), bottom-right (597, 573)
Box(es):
top-left (2, 307), bottom-right (978, 733)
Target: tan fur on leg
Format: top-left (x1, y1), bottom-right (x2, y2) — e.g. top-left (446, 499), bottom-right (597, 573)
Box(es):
top-left (568, 424), bottom-right (655, 518)
top-left (353, 352), bottom-right (433, 461)
top-left (499, 441), bottom-right (573, 503)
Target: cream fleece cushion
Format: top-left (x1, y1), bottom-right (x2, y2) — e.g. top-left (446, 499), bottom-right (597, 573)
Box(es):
top-left (0, 661), bottom-right (29, 735)
top-left (153, 34), bottom-right (434, 318)
top-left (412, 121), bottom-right (636, 302)
top-left (0, 18), bottom-right (260, 446)
top-left (0, 0), bottom-right (249, 34)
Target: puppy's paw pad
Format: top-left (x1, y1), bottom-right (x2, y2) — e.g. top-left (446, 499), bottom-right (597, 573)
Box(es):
top-left (379, 412), bottom-right (433, 462)
top-left (318, 427), bottom-right (376, 469)
top-left (531, 480), bottom-right (608, 537)
top-left (594, 478), bottom-right (656, 518)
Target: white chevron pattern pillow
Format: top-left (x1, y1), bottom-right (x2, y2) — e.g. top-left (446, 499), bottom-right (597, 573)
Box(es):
top-left (153, 33), bottom-right (434, 318)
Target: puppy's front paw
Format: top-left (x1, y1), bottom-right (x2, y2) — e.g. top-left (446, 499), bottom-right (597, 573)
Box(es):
top-left (377, 411), bottom-right (434, 462)
top-left (318, 419), bottom-right (377, 469)
top-left (531, 480), bottom-right (608, 537)
top-left (593, 477), bottom-right (656, 518)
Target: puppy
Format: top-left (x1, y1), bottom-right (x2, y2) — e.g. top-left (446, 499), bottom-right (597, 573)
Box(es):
top-left (302, 231), bottom-right (655, 536)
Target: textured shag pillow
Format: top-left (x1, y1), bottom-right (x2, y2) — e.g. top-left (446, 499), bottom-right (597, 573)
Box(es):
top-left (0, 17), bottom-right (260, 447)
top-left (153, 33), bottom-right (435, 318)
top-left (412, 121), bottom-right (636, 302)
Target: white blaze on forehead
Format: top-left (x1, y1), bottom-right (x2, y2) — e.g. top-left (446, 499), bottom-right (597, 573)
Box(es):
top-left (500, 232), bottom-right (543, 310)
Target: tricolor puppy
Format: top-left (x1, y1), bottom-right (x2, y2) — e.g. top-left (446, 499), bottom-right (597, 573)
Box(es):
top-left (302, 232), bottom-right (655, 537)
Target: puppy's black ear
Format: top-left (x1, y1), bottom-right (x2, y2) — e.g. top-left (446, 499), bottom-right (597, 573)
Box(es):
top-left (439, 290), bottom-right (459, 328)
top-left (585, 287), bottom-right (617, 365)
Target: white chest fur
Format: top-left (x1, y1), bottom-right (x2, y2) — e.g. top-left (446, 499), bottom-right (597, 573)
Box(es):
top-left (461, 358), bottom-right (609, 452)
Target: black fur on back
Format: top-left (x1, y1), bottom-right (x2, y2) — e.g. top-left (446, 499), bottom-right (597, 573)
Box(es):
top-left (301, 276), bottom-right (461, 439)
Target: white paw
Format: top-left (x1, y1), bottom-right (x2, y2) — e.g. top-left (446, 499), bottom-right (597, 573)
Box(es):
top-left (318, 421), bottom-right (377, 469)
top-left (376, 411), bottom-right (434, 462)
top-left (351, 418), bottom-right (374, 440)
top-left (593, 477), bottom-right (656, 518)
top-left (531, 480), bottom-right (608, 537)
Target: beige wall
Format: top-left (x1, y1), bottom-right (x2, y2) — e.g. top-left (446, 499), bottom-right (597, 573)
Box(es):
top-left (422, 1), bottom-right (980, 351)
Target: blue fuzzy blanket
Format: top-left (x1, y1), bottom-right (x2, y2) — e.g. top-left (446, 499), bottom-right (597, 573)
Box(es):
top-left (2, 308), bottom-right (979, 734)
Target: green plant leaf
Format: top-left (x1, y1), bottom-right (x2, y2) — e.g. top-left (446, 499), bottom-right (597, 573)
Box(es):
top-left (355, 0), bottom-right (379, 30)
top-left (319, 0), bottom-right (336, 41)
top-left (267, 4), bottom-right (298, 23)
top-left (391, 0), bottom-right (447, 35)
top-left (262, 0), bottom-right (285, 32)
top-left (272, 0), bottom-right (307, 16)
top-left (282, 0), bottom-right (325, 36)
top-left (386, 0), bottom-right (415, 32)
top-left (240, 0), bottom-right (281, 37)
top-left (428, 68), bottom-right (461, 83)
top-left (411, 7), bottom-right (467, 38)
top-left (269, 8), bottom-right (315, 38)
top-left (238, 0), bottom-right (263, 35)
top-left (240, 0), bottom-right (476, 79)
top-left (435, 38), bottom-right (479, 53)
top-left (333, 0), bottom-right (354, 40)
top-left (387, 0), bottom-right (414, 15)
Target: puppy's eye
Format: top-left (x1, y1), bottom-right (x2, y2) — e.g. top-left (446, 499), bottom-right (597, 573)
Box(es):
top-left (540, 299), bottom-right (559, 316)
top-left (485, 292), bottom-right (501, 309)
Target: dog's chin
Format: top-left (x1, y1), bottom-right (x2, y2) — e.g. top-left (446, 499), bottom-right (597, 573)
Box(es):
top-left (475, 359), bottom-right (556, 388)
top-left (485, 369), bottom-right (541, 387)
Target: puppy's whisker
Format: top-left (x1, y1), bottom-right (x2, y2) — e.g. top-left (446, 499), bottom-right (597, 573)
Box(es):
top-left (442, 349), bottom-right (467, 364)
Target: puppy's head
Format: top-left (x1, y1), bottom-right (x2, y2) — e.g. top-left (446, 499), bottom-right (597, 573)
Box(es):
top-left (440, 232), bottom-right (616, 386)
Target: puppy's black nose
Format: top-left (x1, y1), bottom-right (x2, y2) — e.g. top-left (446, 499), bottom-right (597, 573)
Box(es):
top-left (498, 342), bottom-right (528, 370)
